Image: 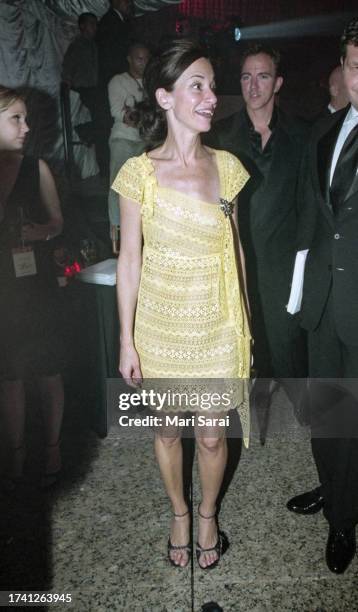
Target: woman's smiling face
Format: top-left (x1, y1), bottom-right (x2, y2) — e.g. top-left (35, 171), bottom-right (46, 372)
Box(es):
top-left (163, 57), bottom-right (217, 134)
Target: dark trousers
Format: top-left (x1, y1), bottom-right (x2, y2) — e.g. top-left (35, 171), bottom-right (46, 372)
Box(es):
top-left (250, 289), bottom-right (308, 421)
top-left (250, 292), bottom-right (307, 379)
top-left (308, 290), bottom-right (358, 529)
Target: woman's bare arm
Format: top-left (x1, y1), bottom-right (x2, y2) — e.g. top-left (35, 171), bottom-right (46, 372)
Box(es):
top-left (116, 194), bottom-right (143, 383)
top-left (22, 159), bottom-right (63, 242)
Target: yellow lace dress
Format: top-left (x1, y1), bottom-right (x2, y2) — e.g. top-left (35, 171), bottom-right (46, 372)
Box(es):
top-left (112, 149), bottom-right (251, 445)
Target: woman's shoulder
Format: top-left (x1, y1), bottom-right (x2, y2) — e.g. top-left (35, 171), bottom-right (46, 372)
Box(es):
top-left (205, 147), bottom-right (247, 176)
top-left (208, 147), bottom-right (250, 199)
top-left (207, 147), bottom-right (244, 169)
top-left (111, 152), bottom-right (153, 201)
top-left (120, 152), bottom-right (152, 176)
top-left (38, 157), bottom-right (50, 172)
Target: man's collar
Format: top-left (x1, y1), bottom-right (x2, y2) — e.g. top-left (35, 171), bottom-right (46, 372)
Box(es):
top-left (347, 104), bottom-right (358, 120)
top-left (244, 105), bottom-right (278, 131)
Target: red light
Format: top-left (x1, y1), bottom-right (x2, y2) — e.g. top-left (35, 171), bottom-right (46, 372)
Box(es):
top-left (64, 261), bottom-right (82, 277)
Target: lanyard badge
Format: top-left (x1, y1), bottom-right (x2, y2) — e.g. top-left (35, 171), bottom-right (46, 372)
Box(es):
top-left (11, 206), bottom-right (37, 278)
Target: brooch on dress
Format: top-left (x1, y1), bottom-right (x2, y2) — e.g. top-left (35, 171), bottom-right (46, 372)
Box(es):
top-left (219, 198), bottom-right (235, 217)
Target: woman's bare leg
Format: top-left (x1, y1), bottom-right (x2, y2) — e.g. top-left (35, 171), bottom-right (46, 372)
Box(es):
top-left (154, 423), bottom-right (190, 567)
top-left (195, 415), bottom-right (228, 568)
top-left (38, 373), bottom-right (64, 474)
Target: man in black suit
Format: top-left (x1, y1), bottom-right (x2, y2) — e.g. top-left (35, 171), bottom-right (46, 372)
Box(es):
top-left (95, 0), bottom-right (135, 177)
top-left (97, 0), bottom-right (135, 86)
top-left (205, 45), bottom-right (308, 409)
top-left (287, 18), bottom-right (358, 574)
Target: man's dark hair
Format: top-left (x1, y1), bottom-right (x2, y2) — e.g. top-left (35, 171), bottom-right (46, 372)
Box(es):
top-left (240, 44), bottom-right (281, 76)
top-left (340, 17), bottom-right (358, 61)
top-left (78, 12), bottom-right (97, 29)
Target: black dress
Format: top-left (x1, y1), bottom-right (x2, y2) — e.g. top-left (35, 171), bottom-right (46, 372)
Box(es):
top-left (0, 156), bottom-right (64, 380)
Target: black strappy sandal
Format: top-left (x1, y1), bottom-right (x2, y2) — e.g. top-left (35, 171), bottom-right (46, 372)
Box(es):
top-left (167, 509), bottom-right (192, 568)
top-left (196, 505), bottom-right (229, 570)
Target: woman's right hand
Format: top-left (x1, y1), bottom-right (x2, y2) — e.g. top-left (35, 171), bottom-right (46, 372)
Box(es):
top-left (119, 344), bottom-right (143, 388)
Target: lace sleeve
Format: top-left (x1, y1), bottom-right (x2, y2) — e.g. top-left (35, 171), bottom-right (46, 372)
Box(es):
top-left (111, 156), bottom-right (144, 204)
top-left (222, 151), bottom-right (250, 202)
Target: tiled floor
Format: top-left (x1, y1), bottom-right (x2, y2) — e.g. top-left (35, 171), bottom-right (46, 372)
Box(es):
top-left (1, 388), bottom-right (357, 611)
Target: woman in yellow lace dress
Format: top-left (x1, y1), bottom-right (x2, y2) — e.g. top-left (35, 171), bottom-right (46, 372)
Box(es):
top-left (113, 40), bottom-right (251, 570)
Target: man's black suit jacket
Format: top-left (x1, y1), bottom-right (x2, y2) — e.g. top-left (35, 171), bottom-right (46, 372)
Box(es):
top-left (300, 105), bottom-right (358, 346)
top-left (205, 108), bottom-right (308, 377)
top-left (97, 8), bottom-right (132, 86)
top-left (206, 108), bottom-right (308, 294)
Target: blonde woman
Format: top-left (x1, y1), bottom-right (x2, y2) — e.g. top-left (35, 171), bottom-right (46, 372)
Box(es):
top-left (0, 86), bottom-right (64, 489)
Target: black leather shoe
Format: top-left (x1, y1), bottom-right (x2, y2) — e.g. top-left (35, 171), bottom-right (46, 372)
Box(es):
top-left (286, 488), bottom-right (324, 515)
top-left (326, 527), bottom-right (356, 574)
